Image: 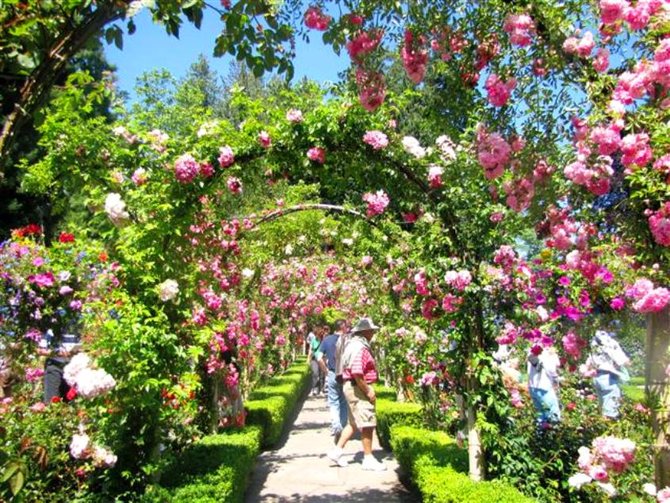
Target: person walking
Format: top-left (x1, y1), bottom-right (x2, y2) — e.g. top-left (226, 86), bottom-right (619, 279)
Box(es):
top-left (527, 345), bottom-right (561, 424)
top-left (318, 319), bottom-right (349, 442)
top-left (309, 326), bottom-right (325, 396)
top-left (327, 317), bottom-right (386, 471)
top-left (585, 329), bottom-right (630, 419)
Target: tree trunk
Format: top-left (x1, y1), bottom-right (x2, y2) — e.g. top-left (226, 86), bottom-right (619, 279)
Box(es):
top-left (467, 403), bottom-right (484, 481)
top-left (647, 309), bottom-right (670, 489)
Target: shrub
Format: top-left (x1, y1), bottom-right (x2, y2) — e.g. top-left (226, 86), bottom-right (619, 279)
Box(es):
top-left (375, 399), bottom-right (424, 450)
top-left (622, 384), bottom-right (645, 403)
top-left (375, 385), bottom-right (398, 401)
top-left (147, 425), bottom-right (262, 503)
top-left (415, 460), bottom-right (535, 503)
top-left (245, 359), bottom-right (310, 448)
top-left (390, 425), bottom-right (468, 475)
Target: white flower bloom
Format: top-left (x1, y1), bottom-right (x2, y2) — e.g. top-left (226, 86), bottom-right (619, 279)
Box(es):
top-left (104, 193), bottom-right (129, 225)
top-left (342, 238), bottom-right (353, 246)
top-left (284, 244), bottom-right (293, 255)
top-left (596, 482), bottom-right (617, 497)
top-left (70, 433), bottom-right (90, 459)
top-left (158, 279), bottom-right (179, 301)
top-left (568, 473), bottom-right (592, 489)
top-left (643, 483), bottom-right (657, 496)
top-left (92, 444), bottom-right (118, 467)
top-left (297, 235), bottom-right (307, 243)
top-left (242, 268), bottom-right (254, 279)
top-left (402, 136), bottom-right (426, 159)
top-left (75, 367), bottom-right (116, 399)
top-left (64, 353), bottom-right (92, 386)
top-left (435, 135), bottom-right (457, 161)
top-left (422, 212), bottom-right (436, 224)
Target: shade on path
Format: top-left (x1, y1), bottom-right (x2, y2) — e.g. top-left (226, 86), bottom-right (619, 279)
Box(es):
top-left (244, 393), bottom-right (419, 502)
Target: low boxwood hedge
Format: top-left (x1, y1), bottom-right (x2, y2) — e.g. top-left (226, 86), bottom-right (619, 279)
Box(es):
top-left (245, 359), bottom-right (310, 448)
top-left (389, 425), bottom-right (533, 503)
top-left (390, 425), bottom-right (468, 475)
top-left (415, 461), bottom-right (535, 503)
top-left (375, 399), bottom-right (424, 450)
top-left (142, 358), bottom-right (311, 502)
top-left (143, 425), bottom-right (263, 503)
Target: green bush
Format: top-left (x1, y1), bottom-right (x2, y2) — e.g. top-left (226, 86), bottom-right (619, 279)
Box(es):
top-left (622, 384), bottom-right (645, 402)
top-left (148, 426), bottom-right (262, 503)
top-left (375, 385), bottom-right (398, 401)
top-left (245, 359), bottom-right (311, 448)
top-left (390, 425), bottom-right (468, 475)
top-left (375, 399), bottom-right (424, 450)
top-left (415, 461), bottom-right (535, 503)
top-left (628, 376), bottom-right (644, 386)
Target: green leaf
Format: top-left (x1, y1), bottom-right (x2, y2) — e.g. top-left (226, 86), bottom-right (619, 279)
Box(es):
top-left (9, 470), bottom-right (24, 496)
top-left (0, 462), bottom-right (19, 483)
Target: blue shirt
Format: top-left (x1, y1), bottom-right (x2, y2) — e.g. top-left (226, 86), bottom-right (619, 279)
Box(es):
top-left (319, 333), bottom-right (339, 372)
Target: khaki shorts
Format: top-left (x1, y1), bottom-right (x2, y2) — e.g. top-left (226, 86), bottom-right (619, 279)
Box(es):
top-left (343, 380), bottom-right (376, 428)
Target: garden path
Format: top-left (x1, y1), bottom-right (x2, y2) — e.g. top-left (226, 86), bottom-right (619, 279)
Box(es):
top-left (244, 392), bottom-right (418, 502)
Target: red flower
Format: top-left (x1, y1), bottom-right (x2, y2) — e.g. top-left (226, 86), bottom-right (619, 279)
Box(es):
top-left (98, 251), bottom-right (108, 262)
top-left (50, 396), bottom-right (62, 404)
top-left (405, 375), bottom-right (415, 384)
top-left (58, 232), bottom-right (75, 243)
top-left (66, 387), bottom-right (78, 401)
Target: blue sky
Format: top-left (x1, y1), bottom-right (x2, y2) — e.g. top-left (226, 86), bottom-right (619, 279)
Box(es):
top-left (104, 9), bottom-right (349, 97)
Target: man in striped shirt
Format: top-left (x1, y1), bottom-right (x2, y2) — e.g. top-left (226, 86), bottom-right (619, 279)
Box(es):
top-left (327, 317), bottom-right (386, 471)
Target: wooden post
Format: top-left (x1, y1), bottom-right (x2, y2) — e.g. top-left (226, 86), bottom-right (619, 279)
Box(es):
top-left (467, 403), bottom-right (484, 481)
top-left (646, 309), bottom-right (670, 489)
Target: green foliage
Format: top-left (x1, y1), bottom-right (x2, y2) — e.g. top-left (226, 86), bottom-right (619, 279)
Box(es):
top-left (149, 426), bottom-right (262, 503)
top-left (415, 461), bottom-right (535, 503)
top-left (622, 384), bottom-right (645, 403)
top-left (390, 425), bottom-right (468, 476)
top-left (245, 360), bottom-right (310, 448)
top-left (375, 399), bottom-right (425, 450)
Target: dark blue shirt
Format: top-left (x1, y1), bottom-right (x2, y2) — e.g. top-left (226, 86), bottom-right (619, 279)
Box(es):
top-left (319, 333), bottom-right (339, 372)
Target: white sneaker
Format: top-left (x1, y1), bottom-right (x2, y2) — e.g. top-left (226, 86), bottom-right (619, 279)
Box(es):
top-left (327, 449), bottom-right (348, 467)
top-left (361, 456), bottom-right (387, 471)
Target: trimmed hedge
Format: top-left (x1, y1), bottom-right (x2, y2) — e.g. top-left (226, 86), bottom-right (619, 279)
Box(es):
top-left (390, 425), bottom-right (533, 503)
top-left (142, 426), bottom-right (263, 503)
top-left (375, 385), bottom-right (398, 402)
top-left (416, 461), bottom-right (535, 503)
top-left (246, 358), bottom-right (311, 448)
top-left (375, 399), bottom-right (424, 450)
top-left (622, 384), bottom-right (645, 402)
top-left (142, 358), bottom-right (311, 502)
top-left (390, 425), bottom-right (468, 475)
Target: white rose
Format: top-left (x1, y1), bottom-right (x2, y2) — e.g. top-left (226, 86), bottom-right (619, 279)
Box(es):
top-left (158, 279), bottom-right (179, 301)
top-left (104, 193), bottom-right (129, 225)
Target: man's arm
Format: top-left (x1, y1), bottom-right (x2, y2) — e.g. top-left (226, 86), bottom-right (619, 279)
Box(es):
top-left (354, 375), bottom-right (375, 403)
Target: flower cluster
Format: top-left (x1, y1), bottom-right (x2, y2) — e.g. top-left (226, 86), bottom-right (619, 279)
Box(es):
top-left (158, 279), bottom-right (179, 301)
top-left (503, 13), bottom-right (535, 47)
top-left (64, 353), bottom-right (116, 399)
top-left (569, 435), bottom-right (636, 496)
top-left (69, 430), bottom-right (117, 467)
top-left (648, 202), bottom-right (670, 246)
top-left (625, 278), bottom-right (670, 313)
top-left (363, 130), bottom-right (389, 150)
top-left (401, 30), bottom-right (429, 84)
top-left (362, 190), bottom-right (390, 217)
top-left (485, 74), bottom-right (516, 107)
top-left (307, 146), bottom-right (326, 164)
top-left (304, 6), bottom-right (331, 31)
